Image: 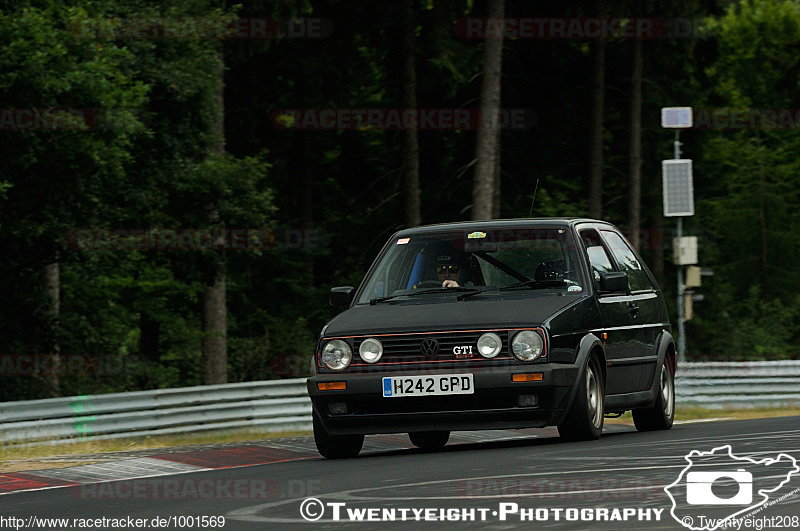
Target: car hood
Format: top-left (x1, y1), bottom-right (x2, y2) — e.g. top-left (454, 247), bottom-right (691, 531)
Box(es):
top-left (323, 295), bottom-right (582, 337)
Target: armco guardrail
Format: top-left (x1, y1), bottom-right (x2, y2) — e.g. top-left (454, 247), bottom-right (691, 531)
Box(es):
top-left (2, 361), bottom-right (799, 445)
top-left (676, 360), bottom-right (800, 408)
top-left (0, 379), bottom-right (312, 446)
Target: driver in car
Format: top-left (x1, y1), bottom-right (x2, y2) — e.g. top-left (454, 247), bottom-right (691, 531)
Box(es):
top-left (436, 255), bottom-right (464, 288)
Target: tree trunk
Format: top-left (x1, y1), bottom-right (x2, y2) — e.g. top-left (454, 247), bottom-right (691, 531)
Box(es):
top-left (758, 156), bottom-right (768, 289)
top-left (299, 133), bottom-right (314, 228)
top-left (201, 47), bottom-right (227, 385)
top-left (653, 212), bottom-right (665, 283)
top-left (432, 0), bottom-right (454, 58)
top-left (202, 271), bottom-right (227, 384)
top-left (138, 313), bottom-right (160, 363)
top-left (138, 312), bottom-right (160, 389)
top-left (587, 0), bottom-right (606, 219)
top-left (42, 261), bottom-right (60, 396)
top-left (472, 0), bottom-right (504, 220)
top-left (627, 39), bottom-right (643, 248)
top-left (401, 0), bottom-right (421, 227)
top-left (492, 148), bottom-right (501, 218)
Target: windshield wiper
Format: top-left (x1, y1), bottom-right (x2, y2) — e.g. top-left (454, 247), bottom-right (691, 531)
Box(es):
top-left (498, 279), bottom-right (566, 291)
top-left (370, 286), bottom-right (481, 305)
top-left (456, 286), bottom-right (498, 301)
top-left (406, 286), bottom-right (481, 297)
top-left (370, 294), bottom-right (402, 305)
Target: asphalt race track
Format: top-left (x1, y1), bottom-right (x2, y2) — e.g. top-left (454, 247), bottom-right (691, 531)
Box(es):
top-left (1, 417), bottom-right (799, 530)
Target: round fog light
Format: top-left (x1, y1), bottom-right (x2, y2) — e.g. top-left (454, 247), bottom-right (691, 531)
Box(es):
top-left (359, 337), bottom-right (383, 363)
top-left (477, 333), bottom-right (502, 358)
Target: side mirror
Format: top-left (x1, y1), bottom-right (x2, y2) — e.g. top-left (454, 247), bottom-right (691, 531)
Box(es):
top-left (599, 271), bottom-right (628, 294)
top-left (329, 286), bottom-right (355, 307)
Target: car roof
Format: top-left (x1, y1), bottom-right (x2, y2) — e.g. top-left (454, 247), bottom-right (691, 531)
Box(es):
top-left (395, 217), bottom-right (616, 236)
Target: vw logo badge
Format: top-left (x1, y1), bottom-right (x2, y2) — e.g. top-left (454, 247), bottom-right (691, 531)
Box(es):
top-left (420, 338), bottom-right (439, 356)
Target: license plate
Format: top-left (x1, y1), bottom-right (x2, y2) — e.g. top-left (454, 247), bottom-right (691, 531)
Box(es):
top-left (382, 374), bottom-right (474, 398)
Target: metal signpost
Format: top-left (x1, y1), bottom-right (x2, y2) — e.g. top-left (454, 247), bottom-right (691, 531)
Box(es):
top-left (661, 107), bottom-right (695, 363)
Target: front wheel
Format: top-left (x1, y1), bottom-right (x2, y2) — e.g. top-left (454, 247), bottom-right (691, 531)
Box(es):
top-left (632, 357), bottom-right (675, 431)
top-left (313, 411), bottom-right (364, 459)
top-left (409, 431), bottom-right (450, 450)
top-left (558, 354), bottom-right (604, 441)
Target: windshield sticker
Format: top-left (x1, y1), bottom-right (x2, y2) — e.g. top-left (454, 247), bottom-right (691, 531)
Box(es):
top-left (396, 238), bottom-right (410, 245)
top-left (467, 231), bottom-right (487, 239)
top-left (568, 285), bottom-right (583, 292)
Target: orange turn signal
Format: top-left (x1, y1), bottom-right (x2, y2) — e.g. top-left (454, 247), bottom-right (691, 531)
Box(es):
top-left (512, 373), bottom-right (543, 382)
top-left (317, 382), bottom-right (347, 391)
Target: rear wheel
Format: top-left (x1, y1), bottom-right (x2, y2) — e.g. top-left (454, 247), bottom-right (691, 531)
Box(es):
top-left (558, 354), bottom-right (604, 441)
top-left (632, 357), bottom-right (675, 431)
top-left (408, 430), bottom-right (450, 449)
top-left (313, 411), bottom-right (364, 459)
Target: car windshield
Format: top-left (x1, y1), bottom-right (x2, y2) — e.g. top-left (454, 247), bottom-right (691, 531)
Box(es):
top-left (356, 226), bottom-right (586, 304)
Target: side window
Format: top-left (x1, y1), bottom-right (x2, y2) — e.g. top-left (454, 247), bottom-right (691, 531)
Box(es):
top-left (601, 231), bottom-right (654, 292)
top-left (580, 230), bottom-right (615, 283)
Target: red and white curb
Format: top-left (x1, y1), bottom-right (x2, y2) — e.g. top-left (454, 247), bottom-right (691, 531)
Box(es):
top-left (0, 426), bottom-right (592, 496)
top-left (0, 445), bottom-right (316, 496)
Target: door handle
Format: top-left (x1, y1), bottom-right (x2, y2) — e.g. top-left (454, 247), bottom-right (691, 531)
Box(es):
top-left (627, 305), bottom-right (640, 315)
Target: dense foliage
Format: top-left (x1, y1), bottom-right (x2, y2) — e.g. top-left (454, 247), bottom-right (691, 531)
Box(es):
top-left (1, 0), bottom-right (799, 400)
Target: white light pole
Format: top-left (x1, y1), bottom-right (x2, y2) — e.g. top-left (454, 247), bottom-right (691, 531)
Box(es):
top-left (661, 107), bottom-right (694, 363)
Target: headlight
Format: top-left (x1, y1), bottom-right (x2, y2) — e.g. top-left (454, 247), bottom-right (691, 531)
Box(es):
top-left (511, 331), bottom-right (544, 362)
top-left (477, 333), bottom-right (502, 358)
top-left (321, 340), bottom-right (352, 371)
top-left (358, 337), bottom-right (383, 363)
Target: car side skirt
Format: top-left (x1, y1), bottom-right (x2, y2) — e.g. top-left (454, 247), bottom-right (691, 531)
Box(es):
top-left (605, 330), bottom-right (674, 412)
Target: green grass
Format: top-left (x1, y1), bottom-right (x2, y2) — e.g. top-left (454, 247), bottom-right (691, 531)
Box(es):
top-left (605, 406), bottom-right (800, 425)
top-left (0, 429), bottom-right (310, 472)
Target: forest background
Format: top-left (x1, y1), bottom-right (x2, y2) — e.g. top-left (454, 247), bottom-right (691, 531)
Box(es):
top-left (2, 0), bottom-right (798, 400)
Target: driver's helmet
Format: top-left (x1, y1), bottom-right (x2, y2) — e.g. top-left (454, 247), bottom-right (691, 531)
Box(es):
top-left (434, 254), bottom-right (463, 274)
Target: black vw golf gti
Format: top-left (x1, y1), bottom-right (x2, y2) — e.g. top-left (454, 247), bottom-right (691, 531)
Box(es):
top-left (307, 219), bottom-right (676, 458)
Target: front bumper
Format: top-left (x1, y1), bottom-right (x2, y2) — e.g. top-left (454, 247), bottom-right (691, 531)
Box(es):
top-left (307, 363), bottom-right (579, 435)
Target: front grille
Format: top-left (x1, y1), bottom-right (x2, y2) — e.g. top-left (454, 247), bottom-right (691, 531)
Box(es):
top-left (317, 327), bottom-right (548, 373)
top-left (354, 330), bottom-right (512, 366)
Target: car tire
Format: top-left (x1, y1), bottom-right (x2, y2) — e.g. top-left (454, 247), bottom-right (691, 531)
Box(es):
top-left (408, 431), bottom-right (450, 449)
top-left (313, 411), bottom-right (364, 459)
top-left (557, 354), bottom-right (604, 441)
top-left (632, 357), bottom-right (675, 432)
